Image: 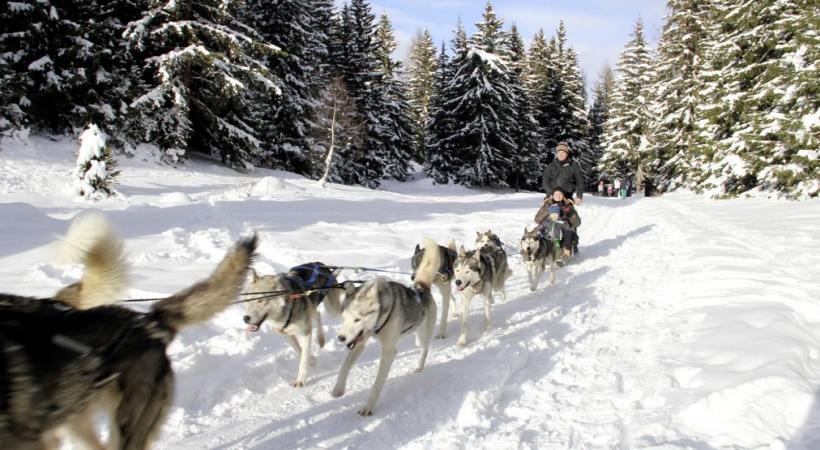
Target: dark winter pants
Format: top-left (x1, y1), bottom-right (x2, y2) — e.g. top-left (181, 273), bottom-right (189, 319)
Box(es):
top-left (560, 229), bottom-right (577, 252)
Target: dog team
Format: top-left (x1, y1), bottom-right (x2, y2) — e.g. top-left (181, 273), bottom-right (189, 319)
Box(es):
top-left (0, 211), bottom-right (576, 449)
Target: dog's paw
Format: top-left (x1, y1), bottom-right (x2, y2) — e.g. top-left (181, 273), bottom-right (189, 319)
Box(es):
top-left (456, 337), bottom-right (466, 347)
top-left (414, 366), bottom-right (425, 374)
top-left (332, 386), bottom-right (345, 398)
top-left (358, 407), bottom-right (374, 416)
top-left (292, 380), bottom-right (306, 388)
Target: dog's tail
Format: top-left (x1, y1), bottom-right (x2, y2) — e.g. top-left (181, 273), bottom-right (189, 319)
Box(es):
top-left (414, 238), bottom-right (442, 291)
top-left (54, 212), bottom-right (129, 309)
top-left (151, 235), bottom-right (257, 334)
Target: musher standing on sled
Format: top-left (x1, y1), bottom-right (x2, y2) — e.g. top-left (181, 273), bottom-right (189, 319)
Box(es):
top-left (541, 141), bottom-right (585, 206)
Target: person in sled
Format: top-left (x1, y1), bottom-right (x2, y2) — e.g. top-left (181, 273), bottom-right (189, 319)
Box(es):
top-left (534, 204), bottom-right (577, 265)
top-left (542, 141), bottom-right (585, 205)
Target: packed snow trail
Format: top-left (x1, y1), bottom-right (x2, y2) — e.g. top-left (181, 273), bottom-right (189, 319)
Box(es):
top-left (1, 137), bottom-right (820, 449)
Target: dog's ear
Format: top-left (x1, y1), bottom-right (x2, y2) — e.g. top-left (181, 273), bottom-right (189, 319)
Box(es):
top-left (414, 243), bottom-right (420, 253)
top-left (250, 268), bottom-right (260, 282)
top-left (476, 231), bottom-right (481, 238)
top-left (457, 245), bottom-right (466, 258)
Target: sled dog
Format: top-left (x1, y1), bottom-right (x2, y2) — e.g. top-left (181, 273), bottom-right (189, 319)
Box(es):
top-left (411, 240), bottom-right (458, 338)
top-left (475, 229), bottom-right (504, 250)
top-left (333, 238), bottom-right (441, 416)
top-left (243, 262), bottom-right (342, 387)
top-left (0, 215), bottom-right (257, 450)
top-left (452, 243), bottom-right (511, 346)
top-left (519, 226), bottom-right (558, 291)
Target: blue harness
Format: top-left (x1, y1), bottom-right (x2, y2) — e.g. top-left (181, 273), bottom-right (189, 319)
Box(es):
top-left (285, 262), bottom-right (336, 293)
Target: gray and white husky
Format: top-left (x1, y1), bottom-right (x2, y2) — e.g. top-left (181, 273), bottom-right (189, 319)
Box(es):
top-left (244, 262), bottom-right (342, 387)
top-left (333, 238), bottom-right (441, 416)
top-left (452, 243), bottom-right (511, 346)
top-left (411, 239), bottom-right (458, 338)
top-left (475, 229), bottom-right (504, 250)
top-left (519, 226), bottom-right (558, 291)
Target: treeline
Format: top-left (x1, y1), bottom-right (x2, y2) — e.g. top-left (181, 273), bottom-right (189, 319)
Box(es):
top-left (1, 0), bottom-right (816, 197)
top-left (600, 0), bottom-right (818, 199)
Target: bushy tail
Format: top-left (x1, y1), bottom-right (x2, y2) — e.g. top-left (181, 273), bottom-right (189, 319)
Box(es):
top-left (414, 238), bottom-right (442, 291)
top-left (151, 235), bottom-right (257, 333)
top-left (54, 212), bottom-right (129, 309)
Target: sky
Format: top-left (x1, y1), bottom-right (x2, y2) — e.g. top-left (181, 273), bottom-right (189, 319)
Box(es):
top-left (364, 0), bottom-right (668, 88)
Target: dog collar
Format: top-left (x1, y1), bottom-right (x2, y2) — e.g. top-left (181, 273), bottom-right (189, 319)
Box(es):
top-left (372, 302), bottom-right (394, 335)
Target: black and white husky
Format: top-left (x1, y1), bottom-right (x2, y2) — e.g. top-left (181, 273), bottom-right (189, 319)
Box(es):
top-left (519, 226), bottom-right (558, 291)
top-left (452, 243), bottom-right (511, 346)
top-left (0, 213), bottom-right (256, 450)
top-left (410, 240), bottom-right (458, 338)
top-left (333, 238), bottom-right (441, 416)
top-left (243, 262), bottom-right (342, 387)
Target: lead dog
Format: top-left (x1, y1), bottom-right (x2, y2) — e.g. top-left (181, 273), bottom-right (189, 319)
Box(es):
top-left (333, 238), bottom-right (441, 416)
top-left (519, 226), bottom-right (558, 291)
top-left (410, 240), bottom-right (458, 338)
top-left (452, 243), bottom-right (511, 346)
top-left (243, 262), bottom-right (342, 387)
top-left (0, 215), bottom-right (256, 450)
top-left (475, 230), bottom-right (504, 250)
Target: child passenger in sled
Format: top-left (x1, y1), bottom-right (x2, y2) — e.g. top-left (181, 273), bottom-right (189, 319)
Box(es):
top-left (534, 204), bottom-right (577, 264)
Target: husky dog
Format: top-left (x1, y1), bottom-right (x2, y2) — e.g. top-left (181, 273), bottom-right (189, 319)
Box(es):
top-left (475, 230), bottom-right (504, 250)
top-left (452, 244), bottom-right (511, 346)
top-left (519, 226), bottom-right (558, 291)
top-left (333, 238), bottom-right (441, 416)
top-left (0, 220), bottom-right (257, 450)
top-left (243, 262), bottom-right (342, 387)
top-left (411, 240), bottom-right (458, 338)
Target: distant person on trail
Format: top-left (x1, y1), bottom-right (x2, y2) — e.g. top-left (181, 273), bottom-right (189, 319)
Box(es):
top-left (542, 142), bottom-right (585, 206)
top-left (607, 183), bottom-right (613, 197)
top-left (597, 181), bottom-right (604, 196)
top-left (614, 178), bottom-right (622, 199)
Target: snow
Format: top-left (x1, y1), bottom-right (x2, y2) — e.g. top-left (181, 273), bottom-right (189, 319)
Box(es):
top-left (2, 135), bottom-right (820, 449)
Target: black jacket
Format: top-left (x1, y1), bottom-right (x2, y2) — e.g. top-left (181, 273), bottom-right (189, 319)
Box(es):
top-left (541, 159), bottom-right (585, 199)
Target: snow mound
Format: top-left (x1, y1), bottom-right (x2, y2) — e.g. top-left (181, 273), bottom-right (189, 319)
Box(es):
top-left (249, 176), bottom-right (288, 198)
top-left (157, 192), bottom-right (193, 206)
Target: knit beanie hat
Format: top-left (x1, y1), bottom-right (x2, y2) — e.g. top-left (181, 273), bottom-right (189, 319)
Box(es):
top-left (548, 205), bottom-right (561, 216)
top-left (556, 142), bottom-right (570, 155)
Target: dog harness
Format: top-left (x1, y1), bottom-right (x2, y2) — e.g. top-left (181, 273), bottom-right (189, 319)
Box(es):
top-left (280, 263), bottom-right (337, 332)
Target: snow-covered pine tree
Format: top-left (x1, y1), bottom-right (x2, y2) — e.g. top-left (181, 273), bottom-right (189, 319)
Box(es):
top-left (447, 1), bottom-right (516, 186)
top-left (74, 123), bottom-right (119, 199)
top-left (0, 0), bottom-right (95, 133)
top-left (559, 45), bottom-right (592, 181)
top-left (695, 0), bottom-right (819, 198)
top-left (373, 12), bottom-right (414, 181)
top-left (425, 42), bottom-right (455, 184)
top-left (124, 0), bottom-right (279, 168)
top-left (528, 31), bottom-right (564, 162)
top-left (650, 0), bottom-right (710, 191)
top-left (587, 64), bottom-right (615, 185)
top-left (406, 29), bottom-right (438, 162)
top-left (506, 24), bottom-right (539, 190)
top-left (242, 0), bottom-right (319, 174)
top-left (600, 19), bottom-right (655, 180)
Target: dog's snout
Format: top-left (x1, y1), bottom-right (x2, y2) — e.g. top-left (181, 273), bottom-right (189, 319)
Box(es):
top-left (455, 279), bottom-right (462, 286)
top-left (337, 335), bottom-right (346, 342)
top-left (243, 315), bottom-right (251, 324)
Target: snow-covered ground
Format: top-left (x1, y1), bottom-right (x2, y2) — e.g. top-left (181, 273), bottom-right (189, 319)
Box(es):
top-left (2, 135), bottom-right (820, 450)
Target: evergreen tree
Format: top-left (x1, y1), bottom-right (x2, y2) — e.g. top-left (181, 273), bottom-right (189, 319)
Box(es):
top-left (74, 123), bottom-right (120, 199)
top-left (445, 2), bottom-right (516, 186)
top-left (528, 32), bottom-right (563, 161)
top-left (695, 0), bottom-right (819, 198)
top-left (650, 0), bottom-right (710, 191)
top-left (587, 64), bottom-right (615, 185)
top-left (406, 29), bottom-right (438, 161)
top-left (123, 0), bottom-right (279, 167)
top-left (506, 24), bottom-right (539, 190)
top-left (243, 0), bottom-right (319, 173)
top-left (425, 42), bottom-right (454, 183)
top-left (600, 19), bottom-right (655, 180)
top-left (373, 12), bottom-right (414, 181)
